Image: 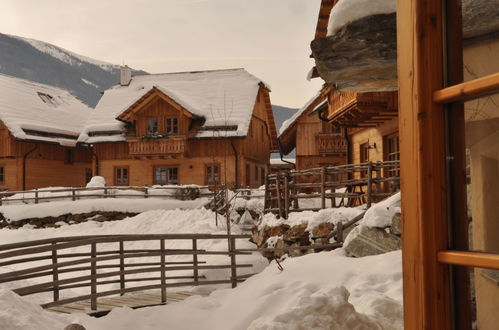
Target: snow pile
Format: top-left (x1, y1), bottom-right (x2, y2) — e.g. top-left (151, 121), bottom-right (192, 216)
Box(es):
top-left (86, 176), bottom-right (106, 187)
top-left (0, 287), bottom-right (71, 330)
top-left (259, 206), bottom-right (364, 232)
top-left (80, 69), bottom-right (271, 143)
top-left (72, 250), bottom-right (402, 330)
top-left (360, 192), bottom-right (400, 228)
top-left (327, 0), bottom-right (396, 36)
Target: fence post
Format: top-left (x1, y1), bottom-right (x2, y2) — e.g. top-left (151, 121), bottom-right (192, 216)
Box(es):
top-left (160, 239), bottom-right (167, 304)
top-left (264, 175), bottom-right (269, 212)
top-left (192, 239), bottom-right (199, 286)
top-left (229, 237), bottom-right (237, 288)
top-left (336, 221), bottom-right (344, 244)
top-left (72, 189), bottom-right (76, 201)
top-left (367, 162), bottom-right (373, 208)
top-left (284, 174), bottom-right (289, 219)
top-left (103, 188), bottom-right (108, 199)
top-left (144, 187), bottom-right (149, 199)
top-left (119, 240), bottom-right (125, 296)
top-left (321, 167), bottom-right (326, 209)
top-left (51, 242), bottom-right (59, 302)
top-left (375, 165), bottom-right (382, 200)
top-left (35, 189), bottom-right (39, 204)
top-left (292, 180), bottom-right (299, 209)
top-left (276, 175), bottom-right (282, 219)
top-left (90, 242), bottom-right (97, 311)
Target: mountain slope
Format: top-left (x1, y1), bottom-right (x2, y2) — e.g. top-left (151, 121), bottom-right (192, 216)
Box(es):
top-left (0, 33), bottom-right (146, 107)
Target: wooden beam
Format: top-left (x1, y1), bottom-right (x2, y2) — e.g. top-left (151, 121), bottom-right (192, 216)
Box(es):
top-left (433, 72), bottom-right (499, 104)
top-left (397, 0), bottom-right (452, 329)
top-left (438, 251), bottom-right (499, 270)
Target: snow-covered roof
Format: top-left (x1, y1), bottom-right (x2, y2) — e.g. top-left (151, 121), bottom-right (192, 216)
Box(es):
top-left (0, 74), bottom-right (92, 146)
top-left (327, 0), bottom-right (396, 36)
top-left (279, 91), bottom-right (324, 136)
top-left (80, 68), bottom-right (270, 143)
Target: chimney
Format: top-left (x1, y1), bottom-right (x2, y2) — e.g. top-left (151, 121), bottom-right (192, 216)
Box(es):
top-left (120, 65), bottom-right (132, 86)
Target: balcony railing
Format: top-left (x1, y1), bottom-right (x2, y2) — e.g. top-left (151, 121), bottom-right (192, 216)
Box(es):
top-left (128, 137), bottom-right (187, 156)
top-left (316, 133), bottom-right (347, 155)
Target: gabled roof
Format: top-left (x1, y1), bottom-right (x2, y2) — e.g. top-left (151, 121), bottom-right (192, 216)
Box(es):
top-left (278, 86), bottom-right (330, 155)
top-left (79, 68), bottom-right (272, 143)
top-left (0, 74), bottom-right (92, 146)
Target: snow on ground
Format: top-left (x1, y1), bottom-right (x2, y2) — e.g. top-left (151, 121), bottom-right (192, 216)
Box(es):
top-left (70, 250), bottom-right (402, 330)
top-left (327, 0), bottom-right (396, 35)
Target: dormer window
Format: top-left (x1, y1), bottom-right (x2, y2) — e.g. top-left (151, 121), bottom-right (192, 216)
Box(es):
top-left (37, 92), bottom-right (58, 106)
top-left (166, 118), bottom-right (178, 134)
top-left (147, 119), bottom-right (159, 136)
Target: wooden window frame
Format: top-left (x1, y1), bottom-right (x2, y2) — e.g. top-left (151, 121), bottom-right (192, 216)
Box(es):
top-left (205, 163), bottom-right (220, 185)
top-left (147, 118), bottom-right (159, 136)
top-left (153, 166), bottom-right (179, 185)
top-left (114, 166), bottom-right (129, 186)
top-left (166, 117), bottom-right (178, 135)
top-left (398, 1), bottom-right (499, 329)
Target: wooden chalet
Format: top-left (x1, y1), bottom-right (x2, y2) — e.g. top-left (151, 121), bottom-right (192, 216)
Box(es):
top-left (79, 68), bottom-right (278, 188)
top-left (311, 0), bottom-right (499, 329)
top-left (0, 74), bottom-right (93, 191)
top-left (278, 85), bottom-right (347, 171)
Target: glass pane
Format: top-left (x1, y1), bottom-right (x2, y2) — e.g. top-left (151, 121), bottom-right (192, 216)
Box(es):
top-left (123, 168), bottom-right (128, 185)
top-left (168, 168), bottom-right (178, 184)
top-left (465, 93), bottom-right (499, 254)
top-left (147, 119), bottom-right (158, 136)
top-left (155, 168), bottom-right (166, 185)
top-left (462, 2), bottom-right (499, 81)
top-left (453, 265), bottom-right (499, 330)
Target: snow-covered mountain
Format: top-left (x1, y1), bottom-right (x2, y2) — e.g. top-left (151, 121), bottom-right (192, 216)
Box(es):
top-left (0, 33), bottom-right (147, 107)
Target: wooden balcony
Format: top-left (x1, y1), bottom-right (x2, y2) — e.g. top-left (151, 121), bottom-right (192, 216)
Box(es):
top-left (316, 133), bottom-right (347, 155)
top-left (327, 91), bottom-right (398, 128)
top-left (128, 137), bottom-right (187, 156)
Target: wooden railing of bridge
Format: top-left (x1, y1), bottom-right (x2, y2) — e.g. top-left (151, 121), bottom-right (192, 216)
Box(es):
top-left (264, 161), bottom-right (400, 218)
top-left (0, 234), bottom-right (251, 312)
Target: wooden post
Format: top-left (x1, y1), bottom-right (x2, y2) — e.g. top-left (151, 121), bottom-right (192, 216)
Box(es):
top-left (367, 162), bottom-right (373, 208)
top-left (264, 175), bottom-right (269, 212)
top-left (321, 167), bottom-right (326, 209)
top-left (375, 166), bottom-right (382, 200)
top-left (160, 239), bottom-right (166, 304)
top-left (276, 175), bottom-right (282, 219)
top-left (90, 242), bottom-right (97, 311)
top-left (72, 189), bottom-right (76, 202)
top-left (144, 187), bottom-right (149, 199)
top-left (292, 181), bottom-right (299, 209)
top-left (103, 188), bottom-right (108, 199)
top-left (192, 239), bottom-right (199, 286)
top-left (336, 222), bottom-right (344, 244)
top-left (51, 243), bottom-right (59, 302)
top-left (229, 237), bottom-right (237, 288)
top-left (284, 174), bottom-right (289, 219)
top-left (35, 189), bottom-right (39, 204)
top-left (119, 240), bottom-right (125, 296)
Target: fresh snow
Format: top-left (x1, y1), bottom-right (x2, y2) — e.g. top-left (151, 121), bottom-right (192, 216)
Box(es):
top-left (79, 69), bottom-right (271, 143)
top-left (359, 192), bottom-right (400, 228)
top-left (0, 74), bottom-right (92, 146)
top-left (327, 0), bottom-right (396, 36)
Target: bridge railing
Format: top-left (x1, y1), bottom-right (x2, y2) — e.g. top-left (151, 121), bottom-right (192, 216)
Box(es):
top-left (0, 234), bottom-right (252, 311)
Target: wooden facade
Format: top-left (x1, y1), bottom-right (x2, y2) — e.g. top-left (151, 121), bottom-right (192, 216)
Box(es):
top-left (90, 85), bottom-right (277, 189)
top-left (278, 86), bottom-right (347, 171)
top-left (0, 121), bottom-right (92, 191)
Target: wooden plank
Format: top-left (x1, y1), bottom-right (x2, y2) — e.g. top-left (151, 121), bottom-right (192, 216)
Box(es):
top-left (433, 72), bottom-right (499, 104)
top-left (438, 251), bottom-right (499, 270)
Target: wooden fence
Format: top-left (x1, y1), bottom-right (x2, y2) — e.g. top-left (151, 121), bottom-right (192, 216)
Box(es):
top-left (264, 161), bottom-right (400, 218)
top-left (0, 185), bottom-right (221, 206)
top-left (0, 234), bottom-right (252, 311)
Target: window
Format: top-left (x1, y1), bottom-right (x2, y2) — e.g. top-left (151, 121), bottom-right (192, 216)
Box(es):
top-left (0, 166), bottom-right (4, 184)
top-left (147, 119), bottom-right (159, 136)
top-left (85, 168), bottom-right (92, 183)
top-left (205, 164), bottom-right (220, 185)
top-left (154, 167), bottom-right (178, 185)
top-left (166, 118), bottom-right (178, 134)
top-left (384, 132), bottom-right (400, 180)
top-left (360, 142), bottom-right (369, 163)
top-left (64, 149), bottom-right (74, 164)
top-left (115, 167), bottom-right (129, 185)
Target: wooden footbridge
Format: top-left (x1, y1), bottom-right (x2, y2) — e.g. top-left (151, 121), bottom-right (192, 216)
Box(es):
top-left (0, 234), bottom-right (252, 316)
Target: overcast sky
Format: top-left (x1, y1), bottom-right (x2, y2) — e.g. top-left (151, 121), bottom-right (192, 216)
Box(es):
top-left (0, 0), bottom-right (324, 108)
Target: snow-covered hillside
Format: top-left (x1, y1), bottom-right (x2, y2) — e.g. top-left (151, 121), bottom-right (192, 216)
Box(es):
top-left (0, 33), bottom-right (147, 107)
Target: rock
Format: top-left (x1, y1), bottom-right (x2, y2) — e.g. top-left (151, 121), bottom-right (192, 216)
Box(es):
top-left (463, 0), bottom-right (499, 40)
top-left (267, 224), bottom-right (290, 238)
top-left (312, 223), bottom-right (334, 244)
top-left (283, 224), bottom-right (309, 244)
top-left (251, 226), bottom-right (268, 247)
top-left (65, 324), bottom-right (86, 330)
top-left (344, 225), bottom-right (400, 258)
top-left (390, 213), bottom-right (402, 236)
